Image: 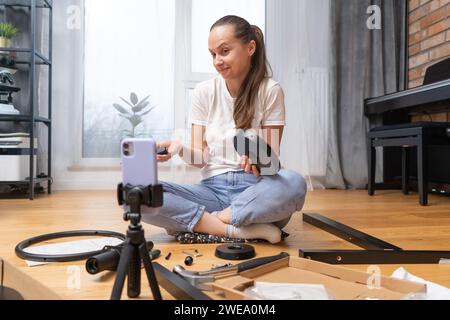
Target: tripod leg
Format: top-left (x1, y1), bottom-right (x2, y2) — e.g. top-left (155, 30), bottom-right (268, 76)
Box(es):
top-left (139, 242), bottom-right (163, 300)
top-left (110, 240), bottom-right (134, 300)
top-left (128, 243), bottom-right (141, 298)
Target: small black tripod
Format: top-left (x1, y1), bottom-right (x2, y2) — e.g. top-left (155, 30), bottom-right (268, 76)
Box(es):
top-left (111, 183), bottom-right (164, 300)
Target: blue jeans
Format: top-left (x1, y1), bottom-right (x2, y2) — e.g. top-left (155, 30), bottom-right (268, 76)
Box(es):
top-left (139, 169), bottom-right (307, 234)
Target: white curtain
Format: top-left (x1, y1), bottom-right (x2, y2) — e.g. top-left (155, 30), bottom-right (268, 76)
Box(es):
top-left (52, 0), bottom-right (177, 190)
top-left (83, 0), bottom-right (175, 158)
top-left (52, 0), bottom-right (86, 190)
top-left (266, 0), bottom-right (341, 189)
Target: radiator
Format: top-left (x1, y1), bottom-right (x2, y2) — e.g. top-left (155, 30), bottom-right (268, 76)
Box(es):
top-left (298, 67), bottom-right (330, 177)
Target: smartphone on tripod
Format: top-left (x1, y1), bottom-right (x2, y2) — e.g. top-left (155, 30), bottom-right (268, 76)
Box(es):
top-left (121, 138), bottom-right (158, 187)
top-left (118, 138), bottom-right (161, 299)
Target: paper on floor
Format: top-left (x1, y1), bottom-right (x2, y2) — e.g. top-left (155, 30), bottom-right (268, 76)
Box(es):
top-left (24, 237), bottom-right (123, 267)
top-left (439, 259), bottom-right (450, 265)
top-left (391, 267), bottom-right (450, 300)
top-left (243, 282), bottom-right (334, 300)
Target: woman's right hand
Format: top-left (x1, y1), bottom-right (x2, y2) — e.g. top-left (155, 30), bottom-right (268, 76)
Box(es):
top-left (240, 155), bottom-right (261, 177)
top-left (156, 140), bottom-right (182, 162)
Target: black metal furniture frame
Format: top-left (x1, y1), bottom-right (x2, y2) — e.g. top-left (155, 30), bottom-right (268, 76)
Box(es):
top-left (300, 213), bottom-right (450, 265)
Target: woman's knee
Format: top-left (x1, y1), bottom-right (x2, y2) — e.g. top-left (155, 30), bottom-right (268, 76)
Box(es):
top-left (160, 181), bottom-right (177, 193)
top-left (280, 170), bottom-right (307, 210)
top-left (230, 170), bottom-right (307, 227)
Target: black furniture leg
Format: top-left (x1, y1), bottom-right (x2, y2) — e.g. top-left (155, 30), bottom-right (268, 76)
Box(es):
top-left (301, 213), bottom-right (450, 264)
top-left (303, 213), bottom-right (401, 250)
top-left (402, 147), bottom-right (410, 195)
top-left (417, 136), bottom-right (428, 206)
top-left (153, 262), bottom-right (212, 300)
top-left (299, 249), bottom-right (450, 265)
top-left (368, 137), bottom-right (376, 196)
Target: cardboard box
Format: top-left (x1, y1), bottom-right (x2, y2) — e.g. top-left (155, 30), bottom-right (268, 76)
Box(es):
top-left (0, 258), bottom-right (61, 300)
top-left (212, 257), bottom-right (426, 300)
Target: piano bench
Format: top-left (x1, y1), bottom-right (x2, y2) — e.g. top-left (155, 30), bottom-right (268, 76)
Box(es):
top-left (367, 121), bottom-right (450, 206)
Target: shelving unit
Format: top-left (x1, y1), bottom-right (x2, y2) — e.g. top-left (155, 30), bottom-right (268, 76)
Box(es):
top-left (0, 0), bottom-right (52, 199)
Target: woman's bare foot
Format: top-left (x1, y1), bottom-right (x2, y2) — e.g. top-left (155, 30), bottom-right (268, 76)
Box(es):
top-left (193, 211), bottom-right (282, 243)
top-left (193, 212), bottom-right (228, 236)
top-left (226, 224), bottom-right (282, 244)
top-left (210, 207), bottom-right (232, 224)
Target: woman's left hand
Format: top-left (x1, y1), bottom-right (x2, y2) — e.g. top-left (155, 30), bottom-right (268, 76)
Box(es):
top-left (240, 156), bottom-right (260, 177)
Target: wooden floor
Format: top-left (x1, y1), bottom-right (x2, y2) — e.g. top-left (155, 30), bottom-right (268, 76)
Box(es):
top-left (1, 189), bottom-right (450, 299)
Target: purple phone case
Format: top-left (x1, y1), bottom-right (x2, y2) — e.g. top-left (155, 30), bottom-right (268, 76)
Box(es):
top-left (121, 138), bottom-right (158, 187)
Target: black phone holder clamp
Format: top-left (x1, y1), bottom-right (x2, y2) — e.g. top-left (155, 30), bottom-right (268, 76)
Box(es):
top-left (117, 183), bottom-right (164, 214)
top-left (111, 183), bottom-right (164, 300)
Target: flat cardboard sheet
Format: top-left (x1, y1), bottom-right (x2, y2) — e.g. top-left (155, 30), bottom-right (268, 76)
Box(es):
top-left (213, 257), bottom-right (426, 300)
top-left (1, 258), bottom-right (61, 300)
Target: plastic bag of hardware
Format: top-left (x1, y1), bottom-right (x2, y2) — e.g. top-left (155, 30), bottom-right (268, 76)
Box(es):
top-left (243, 282), bottom-right (335, 300)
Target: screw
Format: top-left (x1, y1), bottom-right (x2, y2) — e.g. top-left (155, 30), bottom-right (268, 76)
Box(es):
top-left (182, 250), bottom-right (202, 257)
top-left (165, 252), bottom-right (172, 260)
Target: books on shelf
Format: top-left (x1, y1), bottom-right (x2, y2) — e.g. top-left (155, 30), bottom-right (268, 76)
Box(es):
top-left (0, 132), bottom-right (30, 138)
top-left (0, 66), bottom-right (17, 75)
top-left (0, 103), bottom-right (20, 115)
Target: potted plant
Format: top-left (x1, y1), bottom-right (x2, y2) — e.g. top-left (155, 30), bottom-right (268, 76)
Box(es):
top-left (0, 22), bottom-right (19, 48)
top-left (113, 92), bottom-right (156, 138)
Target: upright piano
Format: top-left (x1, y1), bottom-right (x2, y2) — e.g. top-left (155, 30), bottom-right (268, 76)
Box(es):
top-left (364, 79), bottom-right (450, 191)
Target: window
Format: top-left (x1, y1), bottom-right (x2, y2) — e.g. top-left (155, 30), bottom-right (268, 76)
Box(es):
top-left (82, 0), bottom-right (175, 159)
top-left (81, 0), bottom-right (265, 160)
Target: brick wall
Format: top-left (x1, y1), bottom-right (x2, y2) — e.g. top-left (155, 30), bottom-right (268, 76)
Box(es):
top-left (408, 0), bottom-right (450, 122)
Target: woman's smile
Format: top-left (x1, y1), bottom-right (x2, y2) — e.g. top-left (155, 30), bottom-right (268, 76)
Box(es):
top-left (218, 67), bottom-right (230, 74)
top-left (218, 67), bottom-right (231, 76)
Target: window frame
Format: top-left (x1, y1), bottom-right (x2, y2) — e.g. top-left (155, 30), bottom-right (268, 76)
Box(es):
top-left (75, 0), bottom-right (266, 168)
top-left (175, 0), bottom-right (267, 145)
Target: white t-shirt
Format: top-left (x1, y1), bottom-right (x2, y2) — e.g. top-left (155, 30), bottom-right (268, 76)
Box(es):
top-left (190, 76), bottom-right (286, 179)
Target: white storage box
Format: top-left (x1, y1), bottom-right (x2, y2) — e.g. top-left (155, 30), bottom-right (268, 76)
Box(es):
top-left (0, 136), bottom-right (37, 182)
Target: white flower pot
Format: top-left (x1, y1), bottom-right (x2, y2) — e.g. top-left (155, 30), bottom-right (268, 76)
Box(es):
top-left (0, 37), bottom-right (11, 48)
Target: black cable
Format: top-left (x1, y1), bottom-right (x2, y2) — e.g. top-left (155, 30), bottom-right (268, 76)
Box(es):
top-left (15, 230), bottom-right (126, 263)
